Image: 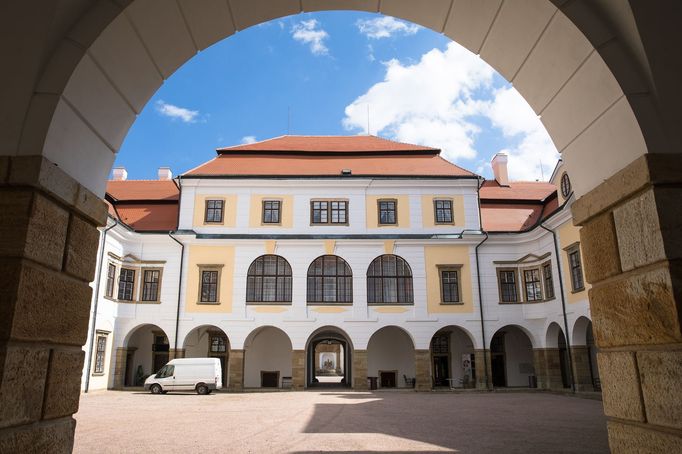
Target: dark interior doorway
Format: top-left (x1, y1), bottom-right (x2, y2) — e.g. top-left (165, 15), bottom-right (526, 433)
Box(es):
top-left (380, 371), bottom-right (397, 388)
top-left (491, 332), bottom-right (506, 387)
top-left (261, 371), bottom-right (279, 388)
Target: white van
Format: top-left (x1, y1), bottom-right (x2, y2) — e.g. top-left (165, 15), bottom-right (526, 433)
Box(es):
top-left (144, 358), bottom-right (222, 395)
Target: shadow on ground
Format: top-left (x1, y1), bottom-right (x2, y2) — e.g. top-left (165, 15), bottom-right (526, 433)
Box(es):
top-left (301, 392), bottom-right (608, 453)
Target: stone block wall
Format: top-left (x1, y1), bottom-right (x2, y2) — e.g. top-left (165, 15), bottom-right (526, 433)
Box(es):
top-left (573, 154), bottom-right (682, 451)
top-left (0, 156), bottom-right (107, 453)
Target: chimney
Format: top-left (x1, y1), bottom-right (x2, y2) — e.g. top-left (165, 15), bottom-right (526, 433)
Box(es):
top-left (491, 152), bottom-right (509, 186)
top-left (112, 167), bottom-right (128, 181)
top-left (158, 167), bottom-right (173, 180)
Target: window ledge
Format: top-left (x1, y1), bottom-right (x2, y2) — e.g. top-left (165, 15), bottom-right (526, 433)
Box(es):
top-left (117, 300), bottom-right (161, 305)
top-left (367, 303), bottom-right (414, 306)
top-left (439, 302), bottom-right (464, 305)
top-left (307, 302), bottom-right (353, 306)
top-left (196, 301), bottom-right (221, 305)
top-left (91, 372), bottom-right (105, 377)
top-left (246, 302), bottom-right (292, 306)
top-left (571, 288), bottom-right (586, 294)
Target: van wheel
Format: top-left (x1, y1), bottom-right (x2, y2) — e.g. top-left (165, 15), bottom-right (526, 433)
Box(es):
top-left (196, 384), bottom-right (209, 395)
top-left (150, 384), bottom-right (162, 394)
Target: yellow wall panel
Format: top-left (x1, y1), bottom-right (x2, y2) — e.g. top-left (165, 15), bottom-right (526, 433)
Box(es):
top-left (421, 195), bottom-right (465, 227)
top-left (192, 194), bottom-right (238, 227)
top-left (365, 195), bottom-right (410, 228)
top-left (185, 245), bottom-right (234, 313)
top-left (248, 194), bottom-right (294, 228)
top-left (424, 245), bottom-right (474, 313)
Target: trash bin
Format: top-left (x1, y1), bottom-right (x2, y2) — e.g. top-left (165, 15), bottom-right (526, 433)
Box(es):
top-left (528, 375), bottom-right (537, 388)
top-left (368, 376), bottom-right (378, 390)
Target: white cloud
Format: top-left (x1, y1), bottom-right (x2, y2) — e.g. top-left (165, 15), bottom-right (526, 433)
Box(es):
top-left (356, 16), bottom-right (419, 39)
top-left (291, 19), bottom-right (329, 56)
top-left (484, 87), bottom-right (559, 181)
top-left (241, 135), bottom-right (257, 144)
top-left (342, 42), bottom-right (559, 180)
top-left (155, 100), bottom-right (199, 123)
top-left (343, 42), bottom-right (494, 161)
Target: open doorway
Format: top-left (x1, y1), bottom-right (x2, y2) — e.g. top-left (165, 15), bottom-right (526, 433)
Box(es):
top-left (306, 327), bottom-right (352, 388)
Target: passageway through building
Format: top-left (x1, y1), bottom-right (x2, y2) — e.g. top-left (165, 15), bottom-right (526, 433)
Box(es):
top-left (490, 326), bottom-right (534, 388)
top-left (183, 325), bottom-right (230, 386)
top-left (306, 327), bottom-right (352, 388)
top-left (243, 326), bottom-right (293, 388)
top-left (118, 324), bottom-right (169, 388)
top-left (429, 326), bottom-right (476, 388)
top-left (367, 326), bottom-right (416, 389)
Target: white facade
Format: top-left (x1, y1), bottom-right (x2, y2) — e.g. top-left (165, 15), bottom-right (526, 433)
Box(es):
top-left (82, 163), bottom-right (598, 392)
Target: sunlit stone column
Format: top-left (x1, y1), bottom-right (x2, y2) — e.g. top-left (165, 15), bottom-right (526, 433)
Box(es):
top-left (574, 154), bottom-right (682, 451)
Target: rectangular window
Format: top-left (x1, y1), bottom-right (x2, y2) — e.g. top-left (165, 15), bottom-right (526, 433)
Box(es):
top-left (440, 268), bottom-right (461, 303)
top-left (117, 268), bottom-right (135, 301)
top-left (523, 268), bottom-right (543, 302)
top-left (105, 263), bottom-right (116, 298)
top-left (378, 199), bottom-right (397, 225)
top-left (568, 246), bottom-right (585, 291)
top-left (204, 199), bottom-right (224, 223)
top-left (141, 269), bottom-right (160, 301)
top-left (262, 200), bottom-right (281, 224)
top-left (543, 262), bottom-right (555, 299)
top-left (434, 199), bottom-right (453, 224)
top-left (311, 200), bottom-right (348, 224)
top-left (498, 269), bottom-right (518, 303)
top-left (210, 335), bottom-right (227, 353)
top-left (200, 270), bottom-right (219, 303)
top-left (94, 334), bottom-right (107, 374)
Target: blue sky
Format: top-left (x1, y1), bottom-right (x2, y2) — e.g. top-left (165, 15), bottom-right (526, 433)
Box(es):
top-left (115, 11), bottom-right (559, 181)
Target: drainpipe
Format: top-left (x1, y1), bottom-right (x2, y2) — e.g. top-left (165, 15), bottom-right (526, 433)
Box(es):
top-left (474, 232), bottom-right (490, 389)
top-left (168, 231), bottom-right (184, 356)
top-left (540, 223), bottom-right (576, 392)
top-left (84, 218), bottom-right (117, 393)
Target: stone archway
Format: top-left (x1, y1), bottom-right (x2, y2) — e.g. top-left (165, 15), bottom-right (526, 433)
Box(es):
top-left (304, 326), bottom-right (354, 388)
top-left (115, 324), bottom-right (170, 389)
top-left (1, 2), bottom-right (681, 452)
top-left (571, 317), bottom-right (600, 392)
top-left (490, 325), bottom-right (535, 388)
top-left (429, 325), bottom-right (477, 389)
top-left (243, 326), bottom-right (293, 389)
top-left (367, 326), bottom-right (416, 389)
top-left (182, 325), bottom-right (230, 388)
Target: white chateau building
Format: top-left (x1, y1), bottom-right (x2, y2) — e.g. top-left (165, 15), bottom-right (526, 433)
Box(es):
top-left (82, 135), bottom-right (599, 393)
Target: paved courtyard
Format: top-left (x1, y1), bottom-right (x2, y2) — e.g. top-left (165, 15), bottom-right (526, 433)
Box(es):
top-left (74, 391), bottom-right (608, 453)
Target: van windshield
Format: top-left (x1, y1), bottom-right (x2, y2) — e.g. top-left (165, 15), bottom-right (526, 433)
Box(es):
top-left (155, 365), bottom-right (174, 378)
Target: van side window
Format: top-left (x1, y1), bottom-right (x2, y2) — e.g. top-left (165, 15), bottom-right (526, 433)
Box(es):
top-left (156, 365), bottom-right (174, 378)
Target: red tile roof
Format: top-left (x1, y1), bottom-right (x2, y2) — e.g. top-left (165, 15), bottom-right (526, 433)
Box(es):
top-left (479, 180), bottom-right (561, 232)
top-left (106, 180), bottom-right (179, 201)
top-left (106, 180), bottom-right (179, 231)
top-left (479, 180), bottom-right (556, 201)
top-left (481, 204), bottom-right (545, 232)
top-left (113, 204), bottom-right (179, 232)
top-left (185, 153), bottom-right (475, 177)
top-left (217, 135), bottom-right (439, 153)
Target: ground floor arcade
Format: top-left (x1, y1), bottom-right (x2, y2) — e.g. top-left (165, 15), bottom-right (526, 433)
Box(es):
top-left (109, 319), bottom-right (600, 393)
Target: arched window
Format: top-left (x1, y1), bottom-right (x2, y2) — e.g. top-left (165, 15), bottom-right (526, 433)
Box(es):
top-left (367, 255), bottom-right (413, 304)
top-left (307, 255), bottom-right (353, 303)
top-left (246, 255), bottom-right (292, 303)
